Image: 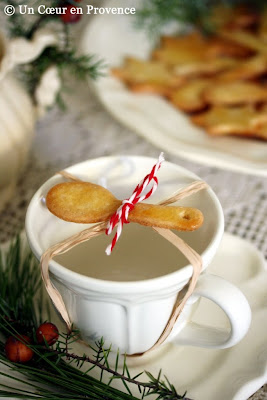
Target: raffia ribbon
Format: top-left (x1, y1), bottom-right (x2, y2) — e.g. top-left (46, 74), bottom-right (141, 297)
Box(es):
top-left (41, 172), bottom-right (208, 355)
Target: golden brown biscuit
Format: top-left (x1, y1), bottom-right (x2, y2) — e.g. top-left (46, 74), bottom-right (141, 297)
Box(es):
top-left (252, 123), bottom-right (267, 140)
top-left (46, 182), bottom-right (121, 223)
top-left (216, 55), bottom-right (267, 82)
top-left (206, 37), bottom-right (253, 59)
top-left (128, 203), bottom-right (204, 232)
top-left (152, 33), bottom-right (206, 67)
top-left (169, 79), bottom-right (210, 112)
top-left (203, 81), bottom-right (267, 106)
top-left (111, 57), bottom-right (184, 95)
top-left (191, 105), bottom-right (267, 139)
top-left (46, 182), bottom-right (204, 231)
top-left (158, 33), bottom-right (252, 62)
top-left (219, 30), bottom-right (267, 53)
top-left (110, 15), bottom-right (267, 142)
top-left (173, 58), bottom-right (237, 79)
top-left (259, 8), bottom-right (267, 43)
top-left (210, 5), bottom-right (259, 31)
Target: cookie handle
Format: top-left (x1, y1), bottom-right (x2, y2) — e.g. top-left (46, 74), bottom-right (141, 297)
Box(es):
top-left (172, 274), bottom-right (251, 349)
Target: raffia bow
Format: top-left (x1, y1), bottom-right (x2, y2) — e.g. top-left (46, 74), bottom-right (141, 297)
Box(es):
top-left (41, 171), bottom-right (208, 356)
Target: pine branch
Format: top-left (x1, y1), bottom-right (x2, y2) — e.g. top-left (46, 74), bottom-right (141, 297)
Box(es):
top-left (0, 237), bottom-right (192, 400)
top-left (135, 0), bottom-right (210, 34)
top-left (0, 236), bottom-right (43, 333)
top-left (0, 0), bottom-right (105, 108)
top-left (52, 338), bottom-right (189, 399)
top-left (135, 0), bottom-right (267, 35)
top-left (19, 46), bottom-right (104, 100)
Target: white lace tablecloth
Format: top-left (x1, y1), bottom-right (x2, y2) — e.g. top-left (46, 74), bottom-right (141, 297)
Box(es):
top-left (0, 17), bottom-right (266, 400)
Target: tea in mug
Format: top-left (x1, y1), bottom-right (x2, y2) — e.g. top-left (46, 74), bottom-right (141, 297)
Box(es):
top-left (55, 224), bottom-right (189, 281)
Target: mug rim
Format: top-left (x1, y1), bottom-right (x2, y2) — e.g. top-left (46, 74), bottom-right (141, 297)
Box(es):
top-left (26, 155), bottom-right (224, 294)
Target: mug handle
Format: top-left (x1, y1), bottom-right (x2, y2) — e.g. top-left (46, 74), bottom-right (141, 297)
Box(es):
top-left (172, 274), bottom-right (251, 349)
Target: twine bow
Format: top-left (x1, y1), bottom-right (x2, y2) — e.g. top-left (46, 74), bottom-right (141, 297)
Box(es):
top-left (41, 159), bottom-right (208, 356)
top-left (105, 153), bottom-right (164, 255)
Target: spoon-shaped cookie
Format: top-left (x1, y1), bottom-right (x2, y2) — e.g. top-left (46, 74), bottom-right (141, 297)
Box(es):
top-left (46, 182), bottom-right (204, 231)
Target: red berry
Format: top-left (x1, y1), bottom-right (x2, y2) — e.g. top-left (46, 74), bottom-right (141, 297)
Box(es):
top-left (60, 5), bottom-right (82, 24)
top-left (5, 335), bottom-right (33, 363)
top-left (36, 322), bottom-right (59, 345)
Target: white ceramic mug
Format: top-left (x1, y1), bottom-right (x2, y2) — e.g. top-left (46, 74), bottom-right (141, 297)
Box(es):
top-left (26, 156), bottom-right (251, 355)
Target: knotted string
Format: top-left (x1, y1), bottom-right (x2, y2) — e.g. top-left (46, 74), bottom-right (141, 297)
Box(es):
top-left (105, 153), bottom-right (164, 255)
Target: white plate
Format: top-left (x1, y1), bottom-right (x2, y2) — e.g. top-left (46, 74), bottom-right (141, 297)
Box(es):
top-left (1, 232), bottom-right (266, 400)
top-left (126, 233), bottom-right (267, 400)
top-left (80, 0), bottom-right (267, 176)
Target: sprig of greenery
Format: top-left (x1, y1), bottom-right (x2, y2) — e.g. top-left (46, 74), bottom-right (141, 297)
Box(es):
top-left (19, 46), bottom-right (104, 99)
top-left (51, 335), bottom-right (189, 399)
top-left (135, 0), bottom-right (266, 35)
top-left (0, 0), bottom-right (105, 108)
top-left (135, 0), bottom-right (211, 35)
top-left (0, 236), bottom-right (44, 334)
top-left (0, 238), bottom-right (192, 400)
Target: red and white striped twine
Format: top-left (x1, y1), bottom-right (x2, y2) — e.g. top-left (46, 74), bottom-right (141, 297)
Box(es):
top-left (105, 153), bottom-right (165, 255)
